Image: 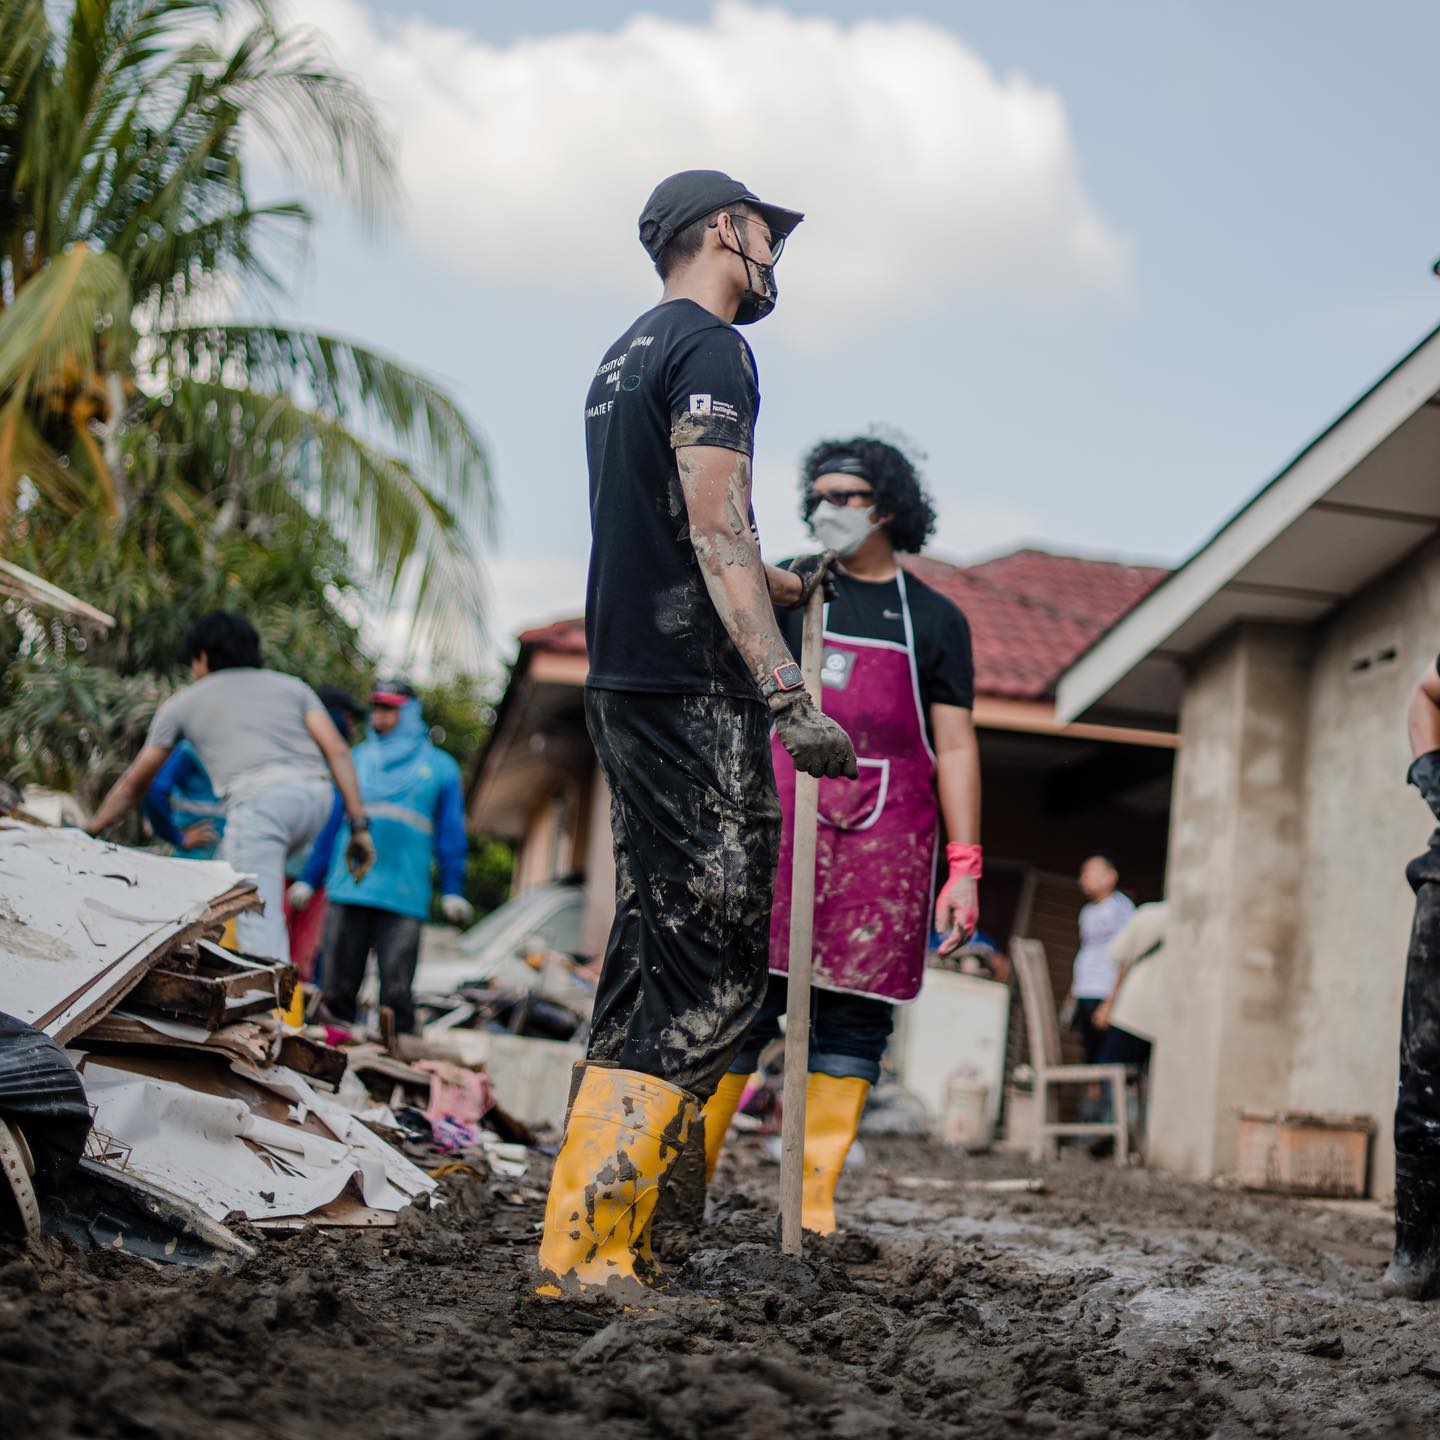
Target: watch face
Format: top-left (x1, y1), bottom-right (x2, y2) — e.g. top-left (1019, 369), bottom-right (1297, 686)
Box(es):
top-left (777, 662), bottom-right (804, 690)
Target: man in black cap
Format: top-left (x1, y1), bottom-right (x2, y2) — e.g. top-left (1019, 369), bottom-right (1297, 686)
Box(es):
top-left (536, 169), bottom-right (857, 1297)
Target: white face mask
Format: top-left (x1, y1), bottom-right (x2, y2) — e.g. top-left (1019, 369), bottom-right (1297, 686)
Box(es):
top-left (810, 502), bottom-right (880, 558)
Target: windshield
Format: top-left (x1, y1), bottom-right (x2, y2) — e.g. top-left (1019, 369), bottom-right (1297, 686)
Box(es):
top-left (456, 887), bottom-right (558, 954)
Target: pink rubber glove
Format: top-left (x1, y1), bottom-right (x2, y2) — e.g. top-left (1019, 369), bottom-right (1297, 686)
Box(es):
top-left (935, 842), bottom-right (982, 956)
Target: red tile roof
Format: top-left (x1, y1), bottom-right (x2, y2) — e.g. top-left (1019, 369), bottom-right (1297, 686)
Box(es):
top-left (517, 549), bottom-right (1167, 702)
top-left (903, 549), bottom-right (1168, 700)
top-left (516, 616), bottom-right (587, 655)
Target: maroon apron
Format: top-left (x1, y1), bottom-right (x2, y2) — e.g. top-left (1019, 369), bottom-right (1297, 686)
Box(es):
top-left (769, 569), bottom-right (938, 1003)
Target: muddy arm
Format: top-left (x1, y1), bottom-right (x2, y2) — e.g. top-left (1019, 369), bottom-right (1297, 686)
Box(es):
top-left (677, 444), bottom-right (795, 695)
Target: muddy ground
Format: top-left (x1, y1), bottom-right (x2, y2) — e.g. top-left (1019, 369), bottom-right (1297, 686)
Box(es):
top-left (1, 1137), bottom-right (1435, 1439)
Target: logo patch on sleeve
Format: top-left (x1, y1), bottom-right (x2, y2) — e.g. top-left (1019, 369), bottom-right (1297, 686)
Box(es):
top-left (689, 394), bottom-right (741, 423)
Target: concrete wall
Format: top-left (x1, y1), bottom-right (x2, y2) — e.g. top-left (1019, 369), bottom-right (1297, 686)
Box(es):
top-left (1149, 535), bottom-right (1440, 1194)
top-left (1286, 535), bottom-right (1440, 1198)
top-left (1148, 623), bottom-right (1312, 1179)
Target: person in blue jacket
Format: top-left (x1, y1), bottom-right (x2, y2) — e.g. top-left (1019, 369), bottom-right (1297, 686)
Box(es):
top-left (288, 679), bottom-right (472, 1034)
top-left (142, 740), bottom-right (227, 859)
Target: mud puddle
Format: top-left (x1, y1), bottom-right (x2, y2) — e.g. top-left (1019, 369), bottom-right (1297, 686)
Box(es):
top-left (1, 1138), bottom-right (1436, 1438)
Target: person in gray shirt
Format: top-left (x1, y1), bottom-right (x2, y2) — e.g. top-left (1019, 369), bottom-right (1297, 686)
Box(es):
top-left (88, 612), bottom-right (375, 963)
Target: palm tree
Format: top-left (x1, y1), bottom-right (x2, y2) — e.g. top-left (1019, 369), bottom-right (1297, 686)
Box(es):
top-left (0, 0), bottom-right (491, 658)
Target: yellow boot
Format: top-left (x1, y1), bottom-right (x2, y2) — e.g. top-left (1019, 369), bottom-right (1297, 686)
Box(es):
top-left (536, 1064), bottom-right (696, 1297)
top-left (700, 1071), bottom-right (749, 1184)
top-left (801, 1073), bottom-right (870, 1235)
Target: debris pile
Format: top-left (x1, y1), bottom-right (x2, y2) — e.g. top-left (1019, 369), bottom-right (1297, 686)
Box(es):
top-left (3, 818), bottom-right (259, 1043)
top-left (0, 819), bottom-right (531, 1264)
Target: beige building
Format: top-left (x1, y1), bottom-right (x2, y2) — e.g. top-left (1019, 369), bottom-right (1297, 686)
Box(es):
top-left (1058, 324), bottom-right (1440, 1197)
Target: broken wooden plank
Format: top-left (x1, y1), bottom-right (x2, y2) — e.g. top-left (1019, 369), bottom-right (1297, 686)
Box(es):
top-left (278, 1033), bottom-right (347, 1088)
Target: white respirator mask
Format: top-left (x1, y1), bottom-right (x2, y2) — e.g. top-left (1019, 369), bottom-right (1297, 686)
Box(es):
top-left (809, 501), bottom-right (881, 558)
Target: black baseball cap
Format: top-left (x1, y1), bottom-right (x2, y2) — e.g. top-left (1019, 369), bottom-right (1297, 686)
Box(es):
top-left (638, 169), bottom-right (803, 261)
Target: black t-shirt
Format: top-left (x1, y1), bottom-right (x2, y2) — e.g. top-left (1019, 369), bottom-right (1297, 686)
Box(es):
top-left (774, 569), bottom-right (975, 720)
top-left (584, 299), bottom-right (762, 699)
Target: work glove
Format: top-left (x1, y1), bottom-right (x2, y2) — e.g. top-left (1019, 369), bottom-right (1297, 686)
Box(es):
top-left (784, 551), bottom-right (840, 608)
top-left (1409, 751), bottom-right (1440, 822)
top-left (286, 880), bottom-right (315, 911)
top-left (441, 893), bottom-right (474, 927)
top-left (934, 842), bottom-right (982, 956)
top-left (771, 691), bottom-right (857, 780)
top-left (345, 819), bottom-right (376, 883)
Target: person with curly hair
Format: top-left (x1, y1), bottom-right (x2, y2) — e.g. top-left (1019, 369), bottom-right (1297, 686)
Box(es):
top-left (702, 435), bottom-right (983, 1234)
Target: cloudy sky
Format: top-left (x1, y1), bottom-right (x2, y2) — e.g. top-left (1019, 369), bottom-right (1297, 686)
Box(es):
top-left (261, 1), bottom-right (1440, 659)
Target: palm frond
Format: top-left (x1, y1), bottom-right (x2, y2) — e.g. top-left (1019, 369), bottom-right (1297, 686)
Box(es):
top-left (155, 322), bottom-right (494, 540)
top-left (0, 395), bottom-right (91, 524)
top-left (210, 16), bottom-right (395, 221)
top-left (130, 199), bottom-right (308, 301)
top-left (157, 378), bottom-right (488, 663)
top-left (0, 244), bottom-right (129, 400)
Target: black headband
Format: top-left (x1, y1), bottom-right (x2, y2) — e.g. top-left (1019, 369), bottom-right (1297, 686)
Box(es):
top-left (820, 454), bottom-right (869, 480)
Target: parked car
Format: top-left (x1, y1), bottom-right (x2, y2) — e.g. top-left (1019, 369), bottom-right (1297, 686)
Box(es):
top-left (414, 879), bottom-right (594, 1032)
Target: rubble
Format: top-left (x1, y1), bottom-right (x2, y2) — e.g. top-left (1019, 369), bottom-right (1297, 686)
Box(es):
top-left (0, 819), bottom-right (531, 1264)
top-left (2, 820), bottom-right (260, 1043)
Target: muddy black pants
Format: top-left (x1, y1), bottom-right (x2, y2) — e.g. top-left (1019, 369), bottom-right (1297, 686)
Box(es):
top-left (1395, 836), bottom-right (1440, 1161)
top-left (321, 903), bottom-right (424, 1035)
top-left (584, 688), bottom-right (781, 1101)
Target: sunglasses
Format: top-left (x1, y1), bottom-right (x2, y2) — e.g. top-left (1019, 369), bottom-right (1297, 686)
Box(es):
top-left (727, 212), bottom-right (786, 264)
top-left (806, 487), bottom-right (874, 511)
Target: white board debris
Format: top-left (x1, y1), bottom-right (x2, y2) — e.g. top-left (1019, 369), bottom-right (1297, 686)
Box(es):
top-left (0, 820), bottom-right (256, 1041)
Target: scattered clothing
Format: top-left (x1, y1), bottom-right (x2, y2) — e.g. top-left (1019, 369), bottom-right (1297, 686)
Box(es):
top-left (141, 741), bottom-right (225, 859)
top-left (415, 1060), bottom-right (494, 1129)
top-left (1071, 891), bottom-right (1136, 1001)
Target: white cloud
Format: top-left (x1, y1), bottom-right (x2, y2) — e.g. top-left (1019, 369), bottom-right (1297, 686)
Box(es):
top-left (484, 553), bottom-right (589, 656)
top-left (296, 1), bottom-right (1132, 330)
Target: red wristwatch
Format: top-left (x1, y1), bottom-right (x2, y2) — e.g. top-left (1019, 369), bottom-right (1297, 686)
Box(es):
top-left (760, 661), bottom-right (805, 699)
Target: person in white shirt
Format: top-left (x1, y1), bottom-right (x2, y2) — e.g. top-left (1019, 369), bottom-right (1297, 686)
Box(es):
top-left (1065, 854), bottom-right (1135, 1063)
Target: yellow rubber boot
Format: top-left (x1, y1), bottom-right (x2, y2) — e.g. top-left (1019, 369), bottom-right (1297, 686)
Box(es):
top-left (801, 1073), bottom-right (870, 1235)
top-left (536, 1064), bottom-right (696, 1298)
top-left (700, 1071), bottom-right (750, 1184)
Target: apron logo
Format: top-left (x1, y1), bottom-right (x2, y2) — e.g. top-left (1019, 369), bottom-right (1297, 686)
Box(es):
top-left (820, 648), bottom-right (855, 690)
